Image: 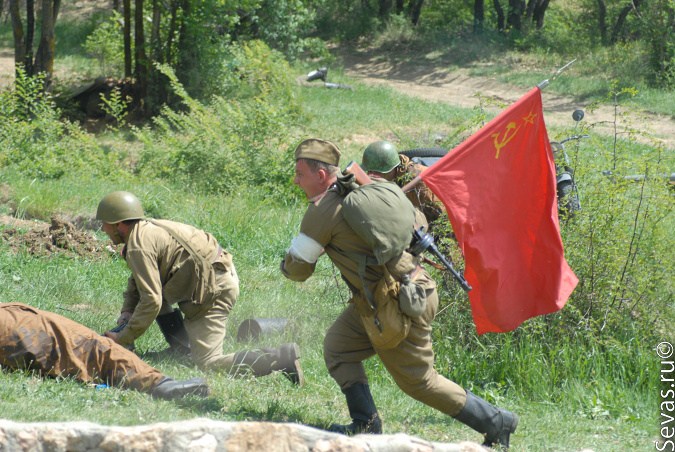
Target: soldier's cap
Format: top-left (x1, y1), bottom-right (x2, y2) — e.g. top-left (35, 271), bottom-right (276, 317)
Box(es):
top-left (294, 138), bottom-right (341, 166)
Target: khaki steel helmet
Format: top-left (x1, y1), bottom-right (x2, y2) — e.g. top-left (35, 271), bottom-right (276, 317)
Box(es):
top-left (361, 141), bottom-right (400, 173)
top-left (96, 191), bottom-right (144, 224)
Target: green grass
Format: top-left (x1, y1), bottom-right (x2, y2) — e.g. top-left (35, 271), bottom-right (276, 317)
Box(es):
top-left (1, 12), bottom-right (672, 451)
top-left (0, 230), bottom-right (658, 451)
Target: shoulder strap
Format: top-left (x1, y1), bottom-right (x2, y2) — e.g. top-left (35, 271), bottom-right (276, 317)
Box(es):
top-left (344, 250), bottom-right (382, 311)
top-left (147, 219), bottom-right (211, 271)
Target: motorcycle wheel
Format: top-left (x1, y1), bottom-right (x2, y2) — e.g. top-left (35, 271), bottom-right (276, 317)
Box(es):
top-left (557, 180), bottom-right (581, 216)
top-left (400, 148), bottom-right (447, 159)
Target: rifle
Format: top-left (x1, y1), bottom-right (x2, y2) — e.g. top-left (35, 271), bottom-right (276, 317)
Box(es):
top-left (409, 227), bottom-right (472, 292)
top-left (343, 160), bottom-right (373, 185)
top-left (103, 320), bottom-right (127, 335)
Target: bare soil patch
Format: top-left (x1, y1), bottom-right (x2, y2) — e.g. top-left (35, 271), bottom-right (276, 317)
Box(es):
top-left (1, 215), bottom-right (112, 260)
top-left (336, 48), bottom-right (675, 150)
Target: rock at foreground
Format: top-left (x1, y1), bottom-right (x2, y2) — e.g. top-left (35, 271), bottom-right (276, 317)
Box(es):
top-left (0, 418), bottom-right (485, 452)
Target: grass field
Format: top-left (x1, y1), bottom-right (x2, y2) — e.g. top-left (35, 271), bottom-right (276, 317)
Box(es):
top-left (1, 6), bottom-right (673, 450)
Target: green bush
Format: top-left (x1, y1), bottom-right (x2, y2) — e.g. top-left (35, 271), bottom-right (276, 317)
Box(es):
top-left (254, 0), bottom-right (316, 61)
top-left (0, 69), bottom-right (125, 180)
top-left (135, 42), bottom-right (301, 198)
top-left (83, 10), bottom-right (125, 76)
top-left (372, 14), bottom-right (418, 50)
top-left (313, 1), bottom-right (380, 42)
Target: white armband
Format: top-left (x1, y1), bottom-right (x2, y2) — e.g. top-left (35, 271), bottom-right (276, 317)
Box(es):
top-left (288, 233), bottom-right (323, 264)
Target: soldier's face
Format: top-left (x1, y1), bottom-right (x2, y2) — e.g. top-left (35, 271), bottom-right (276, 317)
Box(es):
top-left (102, 222), bottom-right (124, 245)
top-left (294, 159), bottom-right (325, 199)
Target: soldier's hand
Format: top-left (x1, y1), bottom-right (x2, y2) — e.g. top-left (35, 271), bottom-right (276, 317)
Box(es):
top-left (117, 311), bottom-right (132, 325)
top-left (104, 331), bottom-right (120, 343)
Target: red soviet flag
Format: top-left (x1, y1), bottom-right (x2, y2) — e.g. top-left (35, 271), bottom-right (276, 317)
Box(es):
top-left (421, 87), bottom-right (578, 334)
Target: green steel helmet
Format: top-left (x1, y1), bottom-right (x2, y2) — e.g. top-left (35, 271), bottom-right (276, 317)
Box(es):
top-left (361, 141), bottom-right (400, 173)
top-left (96, 191), bottom-right (144, 224)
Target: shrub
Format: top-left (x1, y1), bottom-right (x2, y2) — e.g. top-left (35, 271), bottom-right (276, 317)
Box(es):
top-left (135, 42), bottom-right (301, 199)
top-left (254, 0), bottom-right (316, 61)
top-left (0, 69), bottom-right (126, 180)
top-left (83, 10), bottom-right (125, 76)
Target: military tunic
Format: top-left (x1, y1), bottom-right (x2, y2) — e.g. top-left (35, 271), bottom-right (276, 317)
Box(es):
top-left (0, 303), bottom-right (164, 392)
top-left (117, 219), bottom-right (240, 370)
top-left (281, 186), bottom-right (467, 417)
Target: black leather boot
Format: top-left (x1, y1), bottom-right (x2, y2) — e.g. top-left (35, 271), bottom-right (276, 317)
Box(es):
top-left (232, 343), bottom-right (304, 386)
top-left (329, 383), bottom-right (382, 435)
top-left (153, 308), bottom-right (191, 357)
top-left (454, 390), bottom-right (518, 449)
top-left (150, 377), bottom-right (209, 400)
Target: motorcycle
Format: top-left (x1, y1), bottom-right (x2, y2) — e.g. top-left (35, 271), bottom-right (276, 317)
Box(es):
top-left (306, 67), bottom-right (353, 90)
top-left (550, 109), bottom-right (587, 218)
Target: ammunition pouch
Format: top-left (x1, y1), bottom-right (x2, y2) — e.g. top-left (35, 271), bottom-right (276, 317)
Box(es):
top-left (355, 272), bottom-right (411, 350)
top-left (398, 272), bottom-right (427, 318)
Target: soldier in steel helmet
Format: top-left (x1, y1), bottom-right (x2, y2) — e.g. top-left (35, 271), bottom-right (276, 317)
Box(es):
top-left (281, 139), bottom-right (518, 449)
top-left (361, 140), bottom-right (445, 227)
top-left (96, 191), bottom-right (303, 385)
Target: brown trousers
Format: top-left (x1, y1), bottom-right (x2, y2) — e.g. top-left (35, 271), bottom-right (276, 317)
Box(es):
top-left (176, 263), bottom-right (241, 371)
top-left (323, 282), bottom-right (467, 417)
top-left (0, 303), bottom-right (164, 392)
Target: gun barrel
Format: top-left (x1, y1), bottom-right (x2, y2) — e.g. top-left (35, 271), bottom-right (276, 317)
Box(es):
top-left (427, 243), bottom-right (472, 292)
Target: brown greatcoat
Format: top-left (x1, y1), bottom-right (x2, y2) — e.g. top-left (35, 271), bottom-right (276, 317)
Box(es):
top-left (0, 302), bottom-right (164, 392)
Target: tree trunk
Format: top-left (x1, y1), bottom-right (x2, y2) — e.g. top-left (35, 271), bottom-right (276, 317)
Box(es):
top-left (610, 0), bottom-right (643, 44)
top-left (409, 0), bottom-right (424, 26)
top-left (532, 0), bottom-right (549, 29)
top-left (25, 0), bottom-right (35, 74)
top-left (123, 0), bottom-right (132, 77)
top-left (493, 0), bottom-right (505, 31)
top-left (597, 0), bottom-right (607, 45)
top-left (378, 0), bottom-right (392, 18)
top-left (507, 0), bottom-right (524, 31)
top-left (9, 0), bottom-right (25, 71)
top-left (34, 0), bottom-right (58, 85)
top-left (650, 1), bottom-right (675, 85)
top-left (134, 0), bottom-right (148, 111)
top-left (474, 0), bottom-right (485, 33)
top-left (525, 0), bottom-right (536, 20)
top-left (151, 0), bottom-right (162, 63)
top-left (525, 0), bottom-right (549, 29)
top-left (166, 0), bottom-right (179, 65)
top-left (175, 0), bottom-right (191, 84)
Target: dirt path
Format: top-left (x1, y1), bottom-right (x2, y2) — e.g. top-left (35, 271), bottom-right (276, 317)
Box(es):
top-left (1, 32), bottom-right (672, 150)
top-left (337, 50), bottom-right (675, 150)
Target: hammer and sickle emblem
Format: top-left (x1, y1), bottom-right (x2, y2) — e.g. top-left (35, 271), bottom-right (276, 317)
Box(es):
top-left (491, 121), bottom-right (520, 159)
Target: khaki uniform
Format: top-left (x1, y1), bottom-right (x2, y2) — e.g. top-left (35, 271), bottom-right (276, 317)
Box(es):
top-left (393, 154), bottom-right (444, 225)
top-left (281, 187), bottom-right (467, 417)
top-left (117, 219), bottom-right (240, 370)
top-left (0, 303), bottom-right (164, 392)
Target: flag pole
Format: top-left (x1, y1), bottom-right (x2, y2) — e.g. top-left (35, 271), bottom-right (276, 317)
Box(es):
top-left (401, 174), bottom-right (422, 193)
top-left (403, 59), bottom-right (576, 194)
top-left (537, 59), bottom-right (576, 89)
